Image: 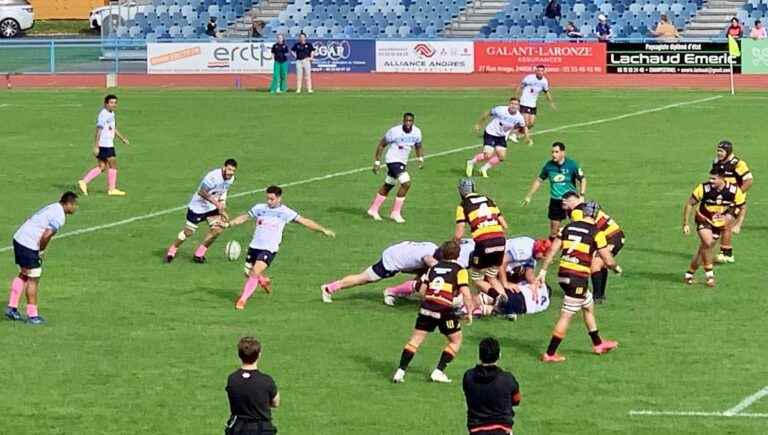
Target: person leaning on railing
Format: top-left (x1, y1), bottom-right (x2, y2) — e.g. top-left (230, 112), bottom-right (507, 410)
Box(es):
top-left (750, 20), bottom-right (766, 40)
top-left (726, 17), bottom-right (743, 39)
top-left (649, 14), bottom-right (680, 41)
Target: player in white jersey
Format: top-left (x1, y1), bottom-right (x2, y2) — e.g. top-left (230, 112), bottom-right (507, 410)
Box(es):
top-left (367, 112), bottom-right (424, 224)
top-left (229, 185), bottom-right (335, 310)
top-left (320, 240), bottom-right (439, 304)
top-left (5, 192), bottom-right (78, 324)
top-left (517, 65), bottom-right (556, 131)
top-left (77, 94), bottom-right (131, 196)
top-left (499, 236), bottom-right (551, 291)
top-left (470, 282), bottom-right (551, 320)
top-left (165, 159), bottom-right (238, 264)
top-left (465, 97), bottom-right (532, 178)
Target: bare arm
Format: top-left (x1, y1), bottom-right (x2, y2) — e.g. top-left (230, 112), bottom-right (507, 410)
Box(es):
top-left (499, 253), bottom-right (511, 289)
top-left (229, 213), bottom-right (250, 227)
top-left (498, 215), bottom-right (508, 231)
top-left (524, 266), bottom-right (536, 286)
top-left (597, 247), bottom-right (620, 273)
top-left (415, 144), bottom-right (424, 169)
top-left (422, 255), bottom-right (438, 268)
top-left (741, 178), bottom-right (753, 192)
top-left (295, 216), bottom-right (335, 237)
top-left (682, 198), bottom-right (696, 234)
top-left (197, 187), bottom-right (224, 211)
top-left (475, 111), bottom-right (491, 134)
top-left (38, 229), bottom-right (56, 252)
top-left (454, 222), bottom-right (466, 241)
top-left (271, 392), bottom-right (281, 408)
top-left (93, 127), bottom-right (102, 154)
top-left (519, 125), bottom-right (533, 146)
top-left (460, 285), bottom-right (475, 323)
top-left (535, 237), bottom-right (562, 282)
top-left (523, 178), bottom-right (543, 205)
top-left (545, 90), bottom-right (556, 109)
top-left (578, 177), bottom-right (587, 196)
top-left (373, 138), bottom-right (387, 173)
top-left (115, 129), bottom-right (129, 145)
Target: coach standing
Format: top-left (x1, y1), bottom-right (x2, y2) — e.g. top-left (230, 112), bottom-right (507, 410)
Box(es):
top-left (291, 32), bottom-right (315, 93)
top-left (225, 337), bottom-right (280, 435)
top-left (462, 337), bottom-right (521, 435)
top-left (270, 34), bottom-right (289, 93)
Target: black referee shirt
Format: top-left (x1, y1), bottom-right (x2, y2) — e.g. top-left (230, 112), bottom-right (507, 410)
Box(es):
top-left (462, 365), bottom-right (520, 432)
top-left (226, 369), bottom-right (277, 424)
top-left (291, 42), bottom-right (314, 60)
top-left (271, 42), bottom-right (289, 63)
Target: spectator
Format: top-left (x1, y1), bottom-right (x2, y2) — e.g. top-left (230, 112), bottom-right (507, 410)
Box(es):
top-left (291, 32), bottom-right (315, 93)
top-left (544, 0), bottom-right (561, 20)
top-left (750, 20), bottom-right (767, 39)
top-left (462, 337), bottom-right (521, 435)
top-left (205, 17), bottom-right (218, 38)
top-left (225, 337), bottom-right (280, 435)
top-left (595, 14), bottom-right (612, 42)
top-left (726, 17), bottom-right (743, 39)
top-left (270, 34), bottom-right (289, 94)
top-left (564, 21), bottom-right (583, 39)
top-left (649, 14), bottom-right (680, 41)
top-left (252, 20), bottom-right (265, 38)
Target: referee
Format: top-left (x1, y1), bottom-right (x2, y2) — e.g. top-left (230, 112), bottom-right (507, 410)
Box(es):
top-left (225, 337), bottom-right (280, 435)
top-left (462, 337), bottom-right (521, 435)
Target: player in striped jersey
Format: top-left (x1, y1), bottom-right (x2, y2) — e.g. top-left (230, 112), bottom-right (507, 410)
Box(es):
top-left (393, 241), bottom-right (475, 384)
top-left (711, 140), bottom-right (753, 263)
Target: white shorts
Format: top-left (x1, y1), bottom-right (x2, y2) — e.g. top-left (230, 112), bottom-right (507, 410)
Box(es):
top-left (561, 292), bottom-right (594, 314)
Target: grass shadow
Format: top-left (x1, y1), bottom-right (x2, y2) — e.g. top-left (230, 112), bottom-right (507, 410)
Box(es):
top-left (627, 269), bottom-right (682, 284)
top-left (350, 353), bottom-right (396, 378)
top-left (337, 291), bottom-right (420, 313)
top-left (196, 286), bottom-right (237, 302)
top-left (327, 206), bottom-right (368, 218)
top-left (463, 332), bottom-right (543, 359)
top-left (631, 246), bottom-right (691, 261)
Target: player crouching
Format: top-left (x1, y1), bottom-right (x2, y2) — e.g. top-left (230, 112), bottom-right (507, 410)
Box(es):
top-left (469, 281), bottom-right (551, 321)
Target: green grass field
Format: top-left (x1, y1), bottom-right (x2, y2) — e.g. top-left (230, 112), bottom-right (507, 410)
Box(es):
top-left (0, 89), bottom-right (765, 435)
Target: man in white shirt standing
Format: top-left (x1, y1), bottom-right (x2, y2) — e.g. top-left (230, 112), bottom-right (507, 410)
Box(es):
top-left (466, 97), bottom-right (532, 178)
top-left (367, 113), bottom-right (424, 224)
top-left (165, 159), bottom-right (238, 264)
top-left (517, 65), bottom-right (556, 132)
top-left (229, 185), bottom-right (335, 310)
top-left (77, 94), bottom-right (131, 196)
top-left (6, 192), bottom-right (78, 324)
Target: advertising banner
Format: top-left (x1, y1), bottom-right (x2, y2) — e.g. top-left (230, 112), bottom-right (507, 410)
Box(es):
top-left (474, 41), bottom-right (606, 73)
top-left (375, 41), bottom-right (474, 73)
top-left (287, 39), bottom-right (375, 73)
top-left (741, 39), bottom-right (768, 74)
top-left (147, 42), bottom-right (274, 74)
top-left (606, 42), bottom-right (739, 74)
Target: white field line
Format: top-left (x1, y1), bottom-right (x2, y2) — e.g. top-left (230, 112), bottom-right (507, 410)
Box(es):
top-left (629, 410), bottom-right (768, 418)
top-left (0, 94), bottom-right (722, 253)
top-left (724, 386), bottom-right (768, 416)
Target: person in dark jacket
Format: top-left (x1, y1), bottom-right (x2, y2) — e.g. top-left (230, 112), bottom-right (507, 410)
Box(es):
top-left (544, 0), bottom-right (561, 20)
top-left (225, 337), bottom-right (280, 435)
top-left (462, 337), bottom-right (521, 435)
top-left (270, 34), bottom-right (289, 93)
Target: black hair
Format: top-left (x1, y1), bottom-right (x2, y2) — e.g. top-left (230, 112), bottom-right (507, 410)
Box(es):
top-left (104, 94), bottom-right (118, 104)
top-left (299, 32), bottom-right (307, 37)
top-left (536, 64), bottom-right (546, 69)
top-left (710, 167), bottom-right (726, 177)
top-left (562, 191), bottom-right (579, 200)
top-left (60, 191), bottom-right (78, 204)
top-left (756, 20), bottom-right (762, 25)
top-left (403, 112), bottom-right (415, 119)
top-left (479, 337), bottom-right (501, 364)
top-left (224, 158), bottom-right (238, 167)
top-left (508, 96), bottom-right (520, 102)
top-left (266, 185), bottom-right (283, 196)
top-left (552, 142), bottom-right (566, 151)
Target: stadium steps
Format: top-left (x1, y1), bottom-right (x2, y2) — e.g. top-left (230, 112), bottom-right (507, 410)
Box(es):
top-left (683, 0), bottom-right (748, 37)
top-left (442, 0), bottom-right (507, 38)
top-left (222, 0), bottom-right (291, 38)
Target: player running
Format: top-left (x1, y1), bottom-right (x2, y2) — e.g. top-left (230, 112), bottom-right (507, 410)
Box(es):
top-left (522, 142), bottom-right (586, 240)
top-left (517, 65), bottom-right (556, 131)
top-left (465, 97), bottom-right (532, 178)
top-left (711, 140), bottom-right (753, 263)
top-left (455, 178), bottom-right (508, 301)
top-left (165, 159), bottom-right (238, 264)
top-left (536, 202), bottom-right (622, 362)
top-left (367, 112), bottom-right (424, 224)
top-left (682, 167), bottom-right (746, 287)
top-left (229, 185), bottom-right (335, 310)
top-left (393, 240), bottom-right (475, 384)
top-left (5, 192), bottom-right (78, 324)
top-left (320, 241), bottom-right (438, 304)
top-left (77, 94), bottom-right (130, 196)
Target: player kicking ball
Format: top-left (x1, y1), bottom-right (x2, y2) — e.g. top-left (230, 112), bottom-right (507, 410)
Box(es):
top-left (466, 97), bottom-right (532, 178)
top-left (77, 94), bottom-right (130, 196)
top-left (229, 185), bottom-right (335, 310)
top-left (367, 112), bottom-right (424, 224)
top-left (5, 192), bottom-right (78, 324)
top-left (393, 241), bottom-right (475, 384)
top-left (321, 241), bottom-right (438, 304)
top-left (165, 159), bottom-right (238, 263)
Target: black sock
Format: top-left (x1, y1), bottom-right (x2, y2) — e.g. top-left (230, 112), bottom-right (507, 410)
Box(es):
top-left (591, 271), bottom-right (604, 300)
top-left (487, 288), bottom-right (500, 300)
top-left (399, 349), bottom-right (415, 370)
top-left (720, 247), bottom-right (733, 257)
top-left (599, 268), bottom-right (609, 298)
top-left (546, 336), bottom-right (562, 355)
top-left (436, 351), bottom-right (454, 371)
top-left (589, 330), bottom-right (602, 346)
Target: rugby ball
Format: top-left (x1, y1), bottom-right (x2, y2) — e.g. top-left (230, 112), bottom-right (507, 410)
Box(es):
top-left (225, 241), bottom-right (242, 261)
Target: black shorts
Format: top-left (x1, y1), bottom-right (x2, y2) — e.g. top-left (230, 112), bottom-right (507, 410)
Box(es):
top-left (370, 259), bottom-right (398, 279)
top-left (186, 208), bottom-right (220, 225)
top-left (13, 239), bottom-right (41, 269)
top-left (415, 311), bottom-right (461, 336)
top-left (520, 105), bottom-right (537, 115)
top-left (246, 248), bottom-right (277, 267)
top-left (483, 132), bottom-right (507, 148)
top-left (225, 417), bottom-right (277, 435)
top-left (608, 232), bottom-right (625, 256)
top-left (386, 162), bottom-right (407, 179)
top-left (548, 198), bottom-right (566, 221)
top-left (559, 281), bottom-right (589, 299)
top-left (97, 147), bottom-right (116, 161)
top-left (471, 237), bottom-right (506, 270)
top-left (696, 220), bottom-right (723, 240)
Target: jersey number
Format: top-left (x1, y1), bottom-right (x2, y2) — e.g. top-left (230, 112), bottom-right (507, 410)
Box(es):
top-left (477, 203), bottom-right (498, 228)
top-left (429, 277), bottom-right (445, 296)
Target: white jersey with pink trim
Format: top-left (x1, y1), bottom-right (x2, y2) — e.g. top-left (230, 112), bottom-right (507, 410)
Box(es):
top-left (13, 202), bottom-right (66, 251)
top-left (381, 241), bottom-right (438, 272)
top-left (519, 282), bottom-right (550, 314)
top-left (519, 74), bottom-right (550, 108)
top-left (457, 238), bottom-right (475, 269)
top-left (96, 108), bottom-right (116, 148)
top-left (505, 236), bottom-right (536, 274)
top-left (188, 168), bottom-right (235, 214)
top-left (247, 203), bottom-right (300, 252)
top-left (484, 106), bottom-right (526, 137)
top-left (383, 125), bottom-right (422, 164)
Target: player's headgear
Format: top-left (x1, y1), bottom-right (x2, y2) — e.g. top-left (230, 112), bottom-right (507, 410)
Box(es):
top-left (583, 200), bottom-right (601, 218)
top-left (709, 166), bottom-right (727, 177)
top-left (717, 140), bottom-right (733, 155)
top-left (533, 239), bottom-right (552, 257)
top-left (458, 178), bottom-right (475, 197)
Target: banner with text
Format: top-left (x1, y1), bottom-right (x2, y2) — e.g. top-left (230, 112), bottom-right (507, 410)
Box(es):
top-left (607, 42), bottom-right (740, 74)
top-left (286, 39), bottom-right (375, 73)
top-left (375, 41), bottom-right (474, 73)
top-left (147, 42), bottom-right (274, 74)
top-left (474, 41), bottom-right (606, 73)
top-left (741, 39), bottom-right (768, 74)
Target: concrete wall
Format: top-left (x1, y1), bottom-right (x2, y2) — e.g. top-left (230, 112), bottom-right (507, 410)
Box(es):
top-left (29, 0), bottom-right (107, 20)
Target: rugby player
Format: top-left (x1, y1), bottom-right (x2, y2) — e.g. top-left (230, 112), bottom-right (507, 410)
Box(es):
top-left (367, 112), bottom-right (424, 224)
top-left (711, 140), bottom-right (753, 263)
top-left (77, 94), bottom-right (130, 196)
top-left (499, 236), bottom-right (551, 291)
top-left (5, 192), bottom-right (78, 324)
top-left (455, 178), bottom-right (508, 301)
top-left (563, 193), bottom-right (625, 303)
top-left (165, 159), bottom-right (238, 263)
top-left (536, 202), bottom-right (622, 362)
top-left (516, 65), bottom-right (556, 131)
top-left (683, 167), bottom-right (746, 287)
top-left (393, 240), bottom-right (475, 384)
top-left (320, 241), bottom-right (438, 304)
top-left (522, 142), bottom-right (586, 240)
top-left (470, 281), bottom-right (551, 320)
top-left (465, 97), bottom-right (532, 178)
top-left (229, 185), bottom-right (335, 310)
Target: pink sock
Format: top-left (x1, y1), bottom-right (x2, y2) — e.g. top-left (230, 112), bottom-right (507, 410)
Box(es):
top-left (472, 152), bottom-right (486, 164)
top-left (387, 280), bottom-right (416, 297)
top-left (239, 277), bottom-right (260, 303)
top-left (107, 169), bottom-right (117, 190)
top-left (82, 167), bottom-right (102, 183)
top-left (324, 280), bottom-right (342, 294)
top-left (368, 193), bottom-right (386, 213)
top-left (26, 304), bottom-right (38, 318)
top-left (392, 196), bottom-right (405, 216)
top-left (481, 156), bottom-right (501, 171)
top-left (194, 245), bottom-right (208, 258)
top-left (167, 245), bottom-right (178, 257)
top-left (8, 277), bottom-right (24, 308)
